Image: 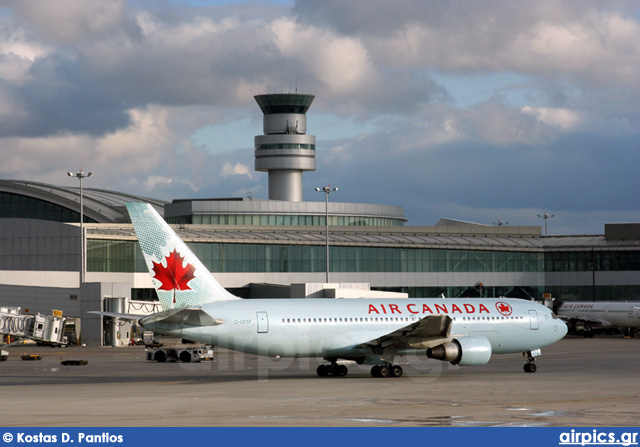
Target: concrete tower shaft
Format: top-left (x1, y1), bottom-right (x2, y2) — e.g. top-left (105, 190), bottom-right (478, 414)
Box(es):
top-left (254, 93), bottom-right (316, 202)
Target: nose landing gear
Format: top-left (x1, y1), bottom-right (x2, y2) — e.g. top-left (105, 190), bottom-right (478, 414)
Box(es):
top-left (523, 350), bottom-right (539, 373)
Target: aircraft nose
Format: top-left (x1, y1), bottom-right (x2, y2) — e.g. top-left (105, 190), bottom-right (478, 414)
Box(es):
top-left (558, 319), bottom-right (568, 338)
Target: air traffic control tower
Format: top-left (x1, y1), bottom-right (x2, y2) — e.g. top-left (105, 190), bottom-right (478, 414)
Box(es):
top-left (254, 93), bottom-right (316, 202)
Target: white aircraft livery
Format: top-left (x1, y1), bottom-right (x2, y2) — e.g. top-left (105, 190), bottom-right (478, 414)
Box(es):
top-left (118, 203), bottom-right (567, 377)
top-left (555, 300), bottom-right (640, 337)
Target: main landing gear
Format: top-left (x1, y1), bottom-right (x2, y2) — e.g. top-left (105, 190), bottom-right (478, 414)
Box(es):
top-left (580, 322), bottom-right (595, 338)
top-left (370, 363), bottom-right (403, 378)
top-left (316, 362), bottom-right (404, 378)
top-left (316, 363), bottom-right (348, 377)
top-left (523, 351), bottom-right (537, 373)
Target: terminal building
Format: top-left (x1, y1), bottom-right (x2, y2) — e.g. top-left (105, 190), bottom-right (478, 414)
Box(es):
top-left (1, 93), bottom-right (639, 346)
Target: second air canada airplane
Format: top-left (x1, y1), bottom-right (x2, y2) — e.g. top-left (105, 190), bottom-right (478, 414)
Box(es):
top-left (121, 203), bottom-right (567, 377)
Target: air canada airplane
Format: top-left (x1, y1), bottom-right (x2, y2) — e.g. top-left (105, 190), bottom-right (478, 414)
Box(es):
top-left (552, 300), bottom-right (640, 337)
top-left (108, 203), bottom-right (567, 377)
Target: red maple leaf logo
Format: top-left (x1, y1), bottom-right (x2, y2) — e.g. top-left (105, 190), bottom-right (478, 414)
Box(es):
top-left (152, 249), bottom-right (196, 302)
top-left (495, 301), bottom-right (513, 316)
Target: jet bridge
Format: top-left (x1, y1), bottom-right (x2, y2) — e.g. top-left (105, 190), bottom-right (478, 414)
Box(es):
top-left (0, 306), bottom-right (67, 359)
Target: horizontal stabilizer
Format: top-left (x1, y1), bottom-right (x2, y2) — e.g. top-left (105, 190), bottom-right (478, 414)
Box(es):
top-left (140, 307), bottom-right (223, 328)
top-left (87, 311), bottom-right (145, 321)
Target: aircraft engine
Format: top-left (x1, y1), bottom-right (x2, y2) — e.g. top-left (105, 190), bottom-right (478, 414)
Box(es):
top-left (426, 335), bottom-right (492, 366)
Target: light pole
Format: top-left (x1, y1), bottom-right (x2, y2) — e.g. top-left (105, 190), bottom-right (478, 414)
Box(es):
top-left (315, 185), bottom-right (338, 283)
top-left (68, 170), bottom-right (93, 283)
top-left (537, 211), bottom-right (555, 235)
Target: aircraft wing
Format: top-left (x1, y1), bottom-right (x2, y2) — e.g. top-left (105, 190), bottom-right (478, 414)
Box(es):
top-left (562, 315), bottom-right (614, 328)
top-left (355, 315), bottom-right (452, 350)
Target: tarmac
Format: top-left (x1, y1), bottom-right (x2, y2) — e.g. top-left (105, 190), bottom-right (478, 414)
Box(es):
top-left (1, 335), bottom-right (638, 427)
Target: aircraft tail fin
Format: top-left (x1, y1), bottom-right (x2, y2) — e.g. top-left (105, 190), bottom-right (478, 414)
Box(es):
top-left (126, 202), bottom-right (239, 309)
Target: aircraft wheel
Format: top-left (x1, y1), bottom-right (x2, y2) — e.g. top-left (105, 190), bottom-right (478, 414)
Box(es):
top-left (391, 365), bottom-right (403, 378)
top-left (337, 364), bottom-right (348, 377)
top-left (317, 364), bottom-right (328, 377)
top-left (379, 365), bottom-right (391, 378)
top-left (524, 362), bottom-right (537, 373)
top-left (370, 365), bottom-right (381, 377)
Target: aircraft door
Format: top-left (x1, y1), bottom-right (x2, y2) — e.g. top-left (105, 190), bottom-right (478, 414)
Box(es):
top-left (529, 310), bottom-right (539, 330)
top-left (257, 312), bottom-right (269, 333)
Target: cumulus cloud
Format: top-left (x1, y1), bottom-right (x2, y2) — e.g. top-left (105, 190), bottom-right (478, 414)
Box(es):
top-left (141, 175), bottom-right (197, 195)
top-left (12, 0), bottom-right (127, 44)
top-left (514, 9), bottom-right (640, 86)
top-left (270, 18), bottom-right (373, 95)
top-left (521, 106), bottom-right (582, 131)
top-left (220, 162), bottom-right (254, 179)
top-left (297, 1), bottom-right (640, 87)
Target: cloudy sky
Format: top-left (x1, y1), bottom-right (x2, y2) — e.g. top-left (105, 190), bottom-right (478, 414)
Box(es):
top-left (0, 0), bottom-right (638, 234)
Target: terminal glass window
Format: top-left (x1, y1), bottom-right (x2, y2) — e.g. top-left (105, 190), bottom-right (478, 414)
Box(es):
top-left (545, 251), bottom-right (640, 272)
top-left (0, 192), bottom-right (97, 223)
top-left (88, 240), bottom-right (544, 274)
top-left (165, 214), bottom-right (405, 226)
